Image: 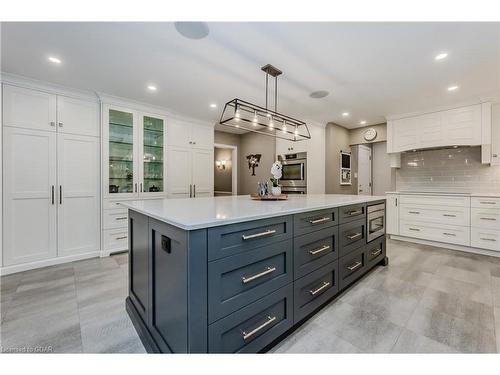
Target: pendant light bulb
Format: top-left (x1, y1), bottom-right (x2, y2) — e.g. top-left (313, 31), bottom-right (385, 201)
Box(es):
top-left (252, 111), bottom-right (258, 126)
top-left (235, 105), bottom-right (240, 122)
top-left (294, 126), bottom-right (299, 136)
top-left (282, 121), bottom-right (287, 134)
top-left (269, 116), bottom-right (274, 129)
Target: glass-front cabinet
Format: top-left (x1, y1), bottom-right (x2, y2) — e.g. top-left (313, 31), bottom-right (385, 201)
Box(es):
top-left (104, 104), bottom-right (166, 198)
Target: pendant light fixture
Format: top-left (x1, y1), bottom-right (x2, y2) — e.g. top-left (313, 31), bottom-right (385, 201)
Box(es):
top-left (219, 64), bottom-right (311, 142)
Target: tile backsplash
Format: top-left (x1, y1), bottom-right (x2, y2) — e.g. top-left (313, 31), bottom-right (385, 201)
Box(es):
top-left (396, 146), bottom-right (500, 193)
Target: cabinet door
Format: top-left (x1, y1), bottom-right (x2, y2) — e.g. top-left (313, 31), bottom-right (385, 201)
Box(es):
top-left (392, 117), bottom-right (418, 152)
top-left (57, 133), bottom-right (100, 257)
top-left (3, 127), bottom-right (57, 265)
top-left (3, 85), bottom-right (56, 132)
top-left (57, 96), bottom-right (99, 137)
top-left (103, 105), bottom-right (139, 198)
top-left (443, 105), bottom-right (482, 145)
top-left (491, 103), bottom-right (500, 166)
top-left (192, 148), bottom-right (214, 197)
top-left (139, 113), bottom-right (167, 197)
top-left (167, 147), bottom-right (192, 198)
top-left (191, 124), bottom-right (214, 150)
top-left (417, 112), bottom-right (444, 148)
top-left (386, 194), bottom-right (399, 235)
top-left (167, 119), bottom-right (192, 147)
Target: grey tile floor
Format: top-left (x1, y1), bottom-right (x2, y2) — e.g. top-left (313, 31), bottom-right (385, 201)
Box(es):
top-left (1, 239), bottom-right (500, 353)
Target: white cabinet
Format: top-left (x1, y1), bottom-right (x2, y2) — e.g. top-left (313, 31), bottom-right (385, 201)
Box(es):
top-left (390, 118), bottom-right (418, 152)
top-left (442, 105), bottom-right (482, 145)
top-left (386, 193), bottom-right (399, 235)
top-left (57, 96), bottom-right (99, 137)
top-left (491, 103), bottom-right (500, 166)
top-left (167, 119), bottom-right (214, 149)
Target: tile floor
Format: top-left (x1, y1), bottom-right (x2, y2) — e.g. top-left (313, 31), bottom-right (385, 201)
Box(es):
top-left (1, 239), bottom-right (500, 353)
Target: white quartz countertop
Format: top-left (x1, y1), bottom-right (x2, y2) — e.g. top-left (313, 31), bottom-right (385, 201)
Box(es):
top-left (386, 191), bottom-right (500, 197)
top-left (120, 194), bottom-right (386, 230)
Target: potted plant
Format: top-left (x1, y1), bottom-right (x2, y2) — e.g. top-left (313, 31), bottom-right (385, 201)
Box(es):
top-left (270, 161), bottom-right (283, 196)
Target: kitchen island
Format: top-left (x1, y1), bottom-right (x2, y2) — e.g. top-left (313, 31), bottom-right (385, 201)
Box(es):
top-left (121, 194), bottom-right (387, 353)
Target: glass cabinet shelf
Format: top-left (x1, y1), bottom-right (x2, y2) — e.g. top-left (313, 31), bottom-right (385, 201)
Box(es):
top-left (142, 115), bottom-right (164, 193)
top-left (109, 109), bottom-right (134, 194)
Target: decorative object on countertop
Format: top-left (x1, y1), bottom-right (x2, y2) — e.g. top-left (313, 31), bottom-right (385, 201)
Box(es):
top-left (257, 181), bottom-right (268, 197)
top-left (218, 64), bottom-right (311, 142)
top-left (250, 193), bottom-right (288, 200)
top-left (270, 161), bottom-right (283, 196)
top-left (246, 154), bottom-right (261, 176)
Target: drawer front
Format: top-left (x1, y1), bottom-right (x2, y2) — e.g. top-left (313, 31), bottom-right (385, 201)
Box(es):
top-left (103, 208), bottom-right (129, 229)
top-left (293, 261), bottom-right (338, 323)
top-left (208, 216), bottom-right (292, 261)
top-left (365, 235), bottom-right (386, 270)
top-left (400, 204), bottom-right (470, 227)
top-left (400, 194), bottom-right (470, 208)
top-left (471, 196), bottom-right (500, 208)
top-left (293, 226), bottom-right (339, 279)
top-left (339, 246), bottom-right (366, 290)
top-left (103, 228), bottom-right (128, 251)
top-left (471, 228), bottom-right (500, 251)
top-left (338, 218), bottom-right (366, 257)
top-left (293, 208), bottom-right (338, 236)
top-left (471, 208), bottom-right (500, 230)
top-left (208, 285), bottom-right (293, 353)
top-left (208, 240), bottom-right (293, 323)
top-left (400, 220), bottom-right (470, 246)
top-left (338, 203), bottom-right (366, 224)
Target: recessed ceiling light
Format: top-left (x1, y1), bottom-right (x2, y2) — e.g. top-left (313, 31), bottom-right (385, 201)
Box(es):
top-left (147, 85), bottom-right (157, 91)
top-left (210, 103), bottom-right (217, 109)
top-left (309, 90), bottom-right (329, 99)
top-left (447, 85), bottom-right (459, 92)
top-left (435, 53), bottom-right (448, 61)
top-left (360, 120), bottom-right (367, 125)
top-left (174, 22), bottom-right (209, 40)
top-left (48, 56), bottom-right (61, 64)
top-left (342, 112), bottom-right (350, 117)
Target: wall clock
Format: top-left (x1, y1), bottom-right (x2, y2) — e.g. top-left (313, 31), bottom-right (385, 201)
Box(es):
top-left (363, 127), bottom-right (377, 141)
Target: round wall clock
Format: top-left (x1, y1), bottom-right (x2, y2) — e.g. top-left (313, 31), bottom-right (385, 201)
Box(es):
top-left (363, 127), bottom-right (377, 141)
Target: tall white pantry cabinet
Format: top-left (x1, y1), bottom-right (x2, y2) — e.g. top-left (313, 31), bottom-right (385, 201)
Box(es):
top-left (2, 84), bottom-right (100, 271)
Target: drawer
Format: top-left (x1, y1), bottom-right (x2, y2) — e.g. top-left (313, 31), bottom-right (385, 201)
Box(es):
top-left (471, 207), bottom-right (500, 230)
top-left (400, 220), bottom-right (470, 246)
top-left (338, 218), bottom-right (366, 257)
top-left (339, 246), bottom-right (366, 290)
top-left (103, 208), bottom-right (129, 229)
top-left (399, 204), bottom-right (470, 227)
top-left (365, 235), bottom-right (386, 270)
top-left (294, 226), bottom-right (339, 279)
top-left (208, 285), bottom-right (293, 353)
top-left (208, 240), bottom-right (293, 323)
top-left (471, 196), bottom-right (500, 208)
top-left (400, 194), bottom-right (470, 208)
top-left (293, 261), bottom-right (338, 323)
top-left (293, 208), bottom-right (338, 236)
top-left (103, 199), bottom-right (128, 210)
top-left (471, 228), bottom-right (500, 251)
top-left (338, 203), bottom-right (366, 224)
top-left (208, 216), bottom-right (292, 261)
top-left (103, 228), bottom-right (128, 251)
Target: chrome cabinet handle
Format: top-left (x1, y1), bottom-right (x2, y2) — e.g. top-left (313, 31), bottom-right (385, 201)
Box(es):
top-left (242, 229), bottom-right (276, 240)
top-left (59, 185), bottom-right (62, 204)
top-left (193, 184), bottom-right (196, 197)
top-left (371, 248), bottom-right (382, 257)
top-left (480, 217), bottom-right (496, 221)
top-left (50, 121), bottom-right (55, 127)
top-left (480, 201), bottom-right (496, 205)
top-left (58, 122), bottom-right (63, 127)
top-left (408, 211), bottom-right (420, 214)
top-left (347, 261), bottom-right (362, 271)
top-left (409, 227), bottom-right (420, 231)
top-left (480, 238), bottom-right (496, 242)
top-left (347, 232), bottom-right (362, 240)
top-left (309, 217), bottom-right (331, 224)
top-left (135, 183), bottom-right (138, 193)
top-left (309, 245), bottom-right (330, 255)
top-left (242, 266), bottom-right (276, 284)
top-left (443, 232), bottom-right (456, 236)
top-left (115, 217), bottom-right (128, 220)
top-left (189, 184), bottom-right (192, 198)
top-left (443, 214), bottom-right (456, 217)
top-left (115, 236), bottom-right (127, 240)
top-left (346, 210), bottom-right (362, 216)
top-left (140, 183), bottom-right (143, 192)
top-left (51, 185), bottom-right (55, 205)
top-left (309, 281), bottom-right (330, 296)
top-left (493, 154), bottom-right (498, 158)
top-left (242, 315), bottom-right (276, 341)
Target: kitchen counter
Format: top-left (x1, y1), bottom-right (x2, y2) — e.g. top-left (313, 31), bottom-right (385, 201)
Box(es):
top-left (120, 194), bottom-right (386, 230)
top-left (386, 191), bottom-right (500, 197)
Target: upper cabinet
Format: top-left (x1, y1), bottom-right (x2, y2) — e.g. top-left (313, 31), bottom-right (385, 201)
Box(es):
top-left (57, 95), bottom-right (99, 136)
top-left (387, 104), bottom-right (483, 153)
top-left (167, 119), bottom-right (214, 149)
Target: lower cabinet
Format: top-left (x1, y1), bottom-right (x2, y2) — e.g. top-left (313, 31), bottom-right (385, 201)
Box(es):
top-left (339, 246), bottom-right (366, 290)
top-left (366, 236), bottom-right (386, 269)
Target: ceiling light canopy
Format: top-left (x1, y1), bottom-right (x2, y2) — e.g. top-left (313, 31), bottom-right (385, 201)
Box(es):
top-left (174, 22), bottom-right (209, 40)
top-left (219, 64), bottom-right (311, 142)
top-left (435, 52), bottom-right (448, 60)
top-left (309, 90), bottom-right (329, 99)
top-left (48, 56), bottom-right (61, 64)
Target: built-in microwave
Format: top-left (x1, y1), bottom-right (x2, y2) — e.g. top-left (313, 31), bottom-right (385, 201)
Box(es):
top-left (278, 152), bottom-right (307, 188)
top-left (367, 202), bottom-right (385, 242)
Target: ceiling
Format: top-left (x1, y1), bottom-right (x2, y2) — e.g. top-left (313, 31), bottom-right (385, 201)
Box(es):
top-left (1, 22), bottom-right (499, 129)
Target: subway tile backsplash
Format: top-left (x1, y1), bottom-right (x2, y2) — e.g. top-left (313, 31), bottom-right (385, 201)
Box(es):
top-left (395, 146), bottom-right (500, 193)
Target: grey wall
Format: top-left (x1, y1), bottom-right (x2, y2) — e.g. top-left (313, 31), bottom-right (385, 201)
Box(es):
top-left (348, 123), bottom-right (387, 146)
top-left (372, 141), bottom-right (395, 195)
top-left (214, 147), bottom-right (233, 193)
top-left (325, 123), bottom-right (353, 194)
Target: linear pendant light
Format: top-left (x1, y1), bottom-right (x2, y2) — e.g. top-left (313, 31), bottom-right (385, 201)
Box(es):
top-left (219, 64), bottom-right (311, 142)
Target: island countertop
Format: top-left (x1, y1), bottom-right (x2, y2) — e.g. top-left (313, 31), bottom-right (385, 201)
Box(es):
top-left (120, 194), bottom-right (385, 230)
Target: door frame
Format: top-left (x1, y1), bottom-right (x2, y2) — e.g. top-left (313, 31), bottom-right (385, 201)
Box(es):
top-left (214, 143), bottom-right (238, 195)
top-left (357, 144), bottom-right (372, 195)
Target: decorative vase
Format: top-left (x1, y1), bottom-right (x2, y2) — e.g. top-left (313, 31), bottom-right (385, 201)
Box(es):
top-left (271, 186), bottom-right (281, 196)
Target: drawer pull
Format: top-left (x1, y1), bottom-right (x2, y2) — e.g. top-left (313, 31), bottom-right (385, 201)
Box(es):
top-left (241, 267), bottom-right (276, 284)
top-left (346, 232), bottom-right (362, 240)
top-left (443, 214), bottom-right (456, 217)
top-left (242, 315), bottom-right (277, 340)
top-left (115, 217), bottom-right (128, 220)
top-left (480, 217), bottom-right (497, 221)
top-left (370, 248), bottom-right (382, 257)
top-left (408, 211), bottom-right (420, 214)
top-left (443, 232), bottom-right (456, 236)
top-left (309, 245), bottom-right (331, 256)
top-left (309, 217), bottom-right (331, 224)
top-left (346, 210), bottom-right (363, 216)
top-left (480, 201), bottom-right (496, 205)
top-left (480, 237), bottom-right (496, 242)
top-left (409, 228), bottom-right (420, 232)
top-left (347, 261), bottom-right (362, 271)
top-left (242, 229), bottom-right (276, 240)
top-left (309, 281), bottom-right (331, 296)
top-left (115, 236), bottom-right (127, 240)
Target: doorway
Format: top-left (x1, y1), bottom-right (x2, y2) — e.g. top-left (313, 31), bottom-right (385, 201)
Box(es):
top-left (357, 144), bottom-right (372, 195)
top-left (214, 143), bottom-right (238, 196)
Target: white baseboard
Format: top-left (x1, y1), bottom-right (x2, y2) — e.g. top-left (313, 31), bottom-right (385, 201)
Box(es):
top-left (0, 251), bottom-right (102, 276)
top-left (389, 235), bottom-right (500, 259)
top-left (100, 248), bottom-right (128, 257)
